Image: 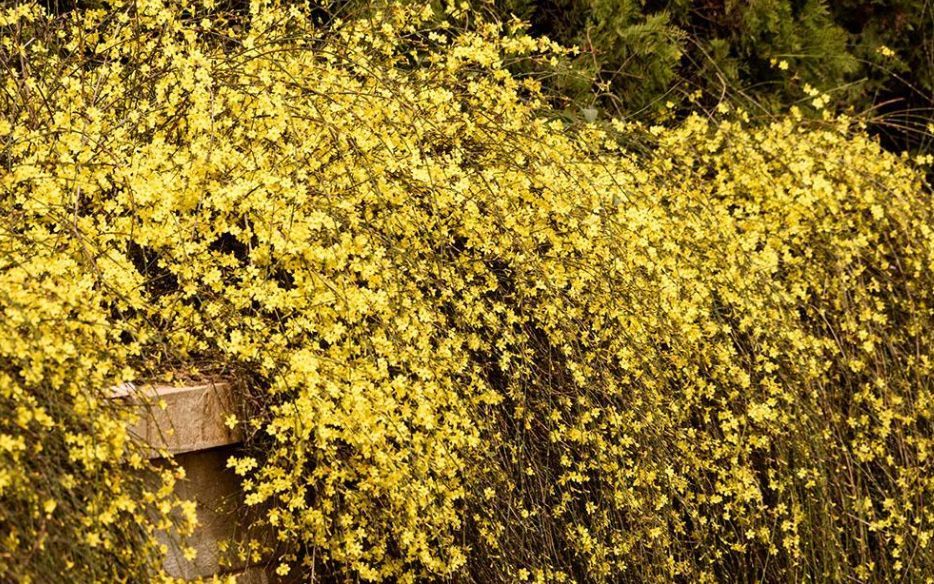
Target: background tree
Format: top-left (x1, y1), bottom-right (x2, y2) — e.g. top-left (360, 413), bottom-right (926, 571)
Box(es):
top-left (491, 0), bottom-right (933, 151)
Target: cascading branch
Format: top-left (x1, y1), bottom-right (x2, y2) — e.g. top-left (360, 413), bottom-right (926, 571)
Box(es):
top-left (1, 1), bottom-right (933, 582)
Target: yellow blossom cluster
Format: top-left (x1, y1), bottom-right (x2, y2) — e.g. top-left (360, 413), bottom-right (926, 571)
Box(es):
top-left (0, 221), bottom-right (196, 580)
top-left (2, 1), bottom-right (933, 582)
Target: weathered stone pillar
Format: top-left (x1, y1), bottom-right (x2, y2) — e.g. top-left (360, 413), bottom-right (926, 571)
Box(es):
top-left (115, 381), bottom-right (271, 582)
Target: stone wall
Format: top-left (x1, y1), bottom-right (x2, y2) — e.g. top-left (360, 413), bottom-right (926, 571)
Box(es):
top-left (116, 381), bottom-right (273, 582)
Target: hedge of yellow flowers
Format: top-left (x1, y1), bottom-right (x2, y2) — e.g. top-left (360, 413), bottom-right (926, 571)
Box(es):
top-left (0, 248), bottom-right (197, 583)
top-left (2, 1), bottom-right (933, 582)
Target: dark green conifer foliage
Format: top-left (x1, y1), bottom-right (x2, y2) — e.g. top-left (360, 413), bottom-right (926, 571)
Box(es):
top-left (494, 0), bottom-right (933, 150)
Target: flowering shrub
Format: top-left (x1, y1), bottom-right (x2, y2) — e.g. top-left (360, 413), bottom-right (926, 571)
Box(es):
top-left (2, 1), bottom-right (933, 582)
top-left (0, 250), bottom-right (197, 582)
top-left (0, 180), bottom-right (196, 583)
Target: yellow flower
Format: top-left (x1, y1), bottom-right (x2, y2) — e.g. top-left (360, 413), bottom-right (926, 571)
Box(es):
top-left (877, 45), bottom-right (896, 58)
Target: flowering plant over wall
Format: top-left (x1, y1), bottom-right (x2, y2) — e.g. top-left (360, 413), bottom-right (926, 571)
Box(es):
top-left (1, 1), bottom-right (933, 582)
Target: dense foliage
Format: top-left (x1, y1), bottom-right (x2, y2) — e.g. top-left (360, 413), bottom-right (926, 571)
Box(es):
top-left (0, 252), bottom-right (197, 582)
top-left (2, 1), bottom-right (933, 582)
top-left (493, 0), bottom-right (933, 151)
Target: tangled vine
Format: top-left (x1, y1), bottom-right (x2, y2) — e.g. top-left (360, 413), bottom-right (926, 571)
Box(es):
top-left (2, 1), bottom-right (933, 582)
